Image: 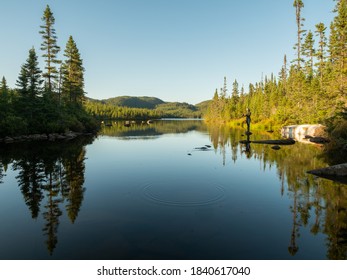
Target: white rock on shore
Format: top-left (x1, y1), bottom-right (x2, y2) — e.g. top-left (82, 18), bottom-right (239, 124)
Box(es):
top-left (281, 124), bottom-right (329, 143)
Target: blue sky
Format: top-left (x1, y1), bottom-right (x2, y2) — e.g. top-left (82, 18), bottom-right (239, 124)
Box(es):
top-left (0, 0), bottom-right (336, 104)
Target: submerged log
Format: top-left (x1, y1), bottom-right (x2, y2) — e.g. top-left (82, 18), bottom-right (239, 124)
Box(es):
top-left (240, 139), bottom-right (295, 145)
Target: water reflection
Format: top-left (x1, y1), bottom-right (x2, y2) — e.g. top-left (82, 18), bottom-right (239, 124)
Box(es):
top-left (0, 162), bottom-right (5, 184)
top-left (206, 123), bottom-right (347, 259)
top-left (0, 136), bottom-right (93, 255)
top-left (100, 119), bottom-right (207, 139)
top-left (0, 121), bottom-right (346, 259)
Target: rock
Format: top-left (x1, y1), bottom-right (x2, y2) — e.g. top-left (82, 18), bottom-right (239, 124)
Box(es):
top-left (195, 146), bottom-right (208, 150)
top-left (12, 136), bottom-right (24, 141)
top-left (64, 132), bottom-right (76, 139)
top-left (307, 163), bottom-right (347, 177)
top-left (56, 134), bottom-right (66, 140)
top-left (271, 145), bottom-right (281, 150)
top-left (4, 137), bottom-right (14, 143)
top-left (27, 134), bottom-right (47, 141)
top-left (48, 133), bottom-right (58, 141)
top-left (309, 137), bottom-right (330, 144)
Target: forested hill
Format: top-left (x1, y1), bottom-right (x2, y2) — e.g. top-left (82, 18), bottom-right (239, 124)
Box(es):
top-left (85, 96), bottom-right (210, 119)
top-left (97, 96), bottom-right (165, 109)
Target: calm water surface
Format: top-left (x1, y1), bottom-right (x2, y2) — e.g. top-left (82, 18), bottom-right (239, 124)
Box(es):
top-left (0, 120), bottom-right (346, 259)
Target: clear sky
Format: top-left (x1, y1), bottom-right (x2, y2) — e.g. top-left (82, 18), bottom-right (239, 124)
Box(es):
top-left (0, 0), bottom-right (336, 104)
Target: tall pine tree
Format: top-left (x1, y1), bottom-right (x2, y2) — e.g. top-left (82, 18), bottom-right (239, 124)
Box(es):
top-left (315, 22), bottom-right (327, 87)
top-left (40, 5), bottom-right (61, 96)
top-left (293, 0), bottom-right (305, 70)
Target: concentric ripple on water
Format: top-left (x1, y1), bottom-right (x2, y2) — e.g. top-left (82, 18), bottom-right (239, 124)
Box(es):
top-left (142, 181), bottom-right (226, 207)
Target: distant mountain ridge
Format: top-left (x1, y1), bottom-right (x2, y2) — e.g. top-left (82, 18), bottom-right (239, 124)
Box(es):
top-left (100, 96), bottom-right (165, 109)
top-left (86, 95), bottom-right (211, 119)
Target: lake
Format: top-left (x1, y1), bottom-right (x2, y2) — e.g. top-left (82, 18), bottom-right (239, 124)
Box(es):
top-left (0, 119), bottom-right (346, 260)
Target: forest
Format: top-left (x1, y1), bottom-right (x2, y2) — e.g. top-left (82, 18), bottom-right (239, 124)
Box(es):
top-left (84, 96), bottom-right (207, 120)
top-left (0, 5), bottom-right (98, 138)
top-left (205, 0), bottom-right (347, 149)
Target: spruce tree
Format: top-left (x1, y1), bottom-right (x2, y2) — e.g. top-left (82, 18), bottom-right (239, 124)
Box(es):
top-left (0, 76), bottom-right (8, 96)
top-left (16, 67), bottom-right (28, 96)
top-left (293, 0), bottom-right (305, 69)
top-left (17, 47), bottom-right (42, 98)
top-left (0, 77), bottom-right (10, 135)
top-left (315, 23), bottom-right (327, 86)
top-left (279, 55), bottom-right (288, 95)
top-left (302, 30), bottom-right (315, 77)
top-left (329, 0), bottom-right (347, 95)
top-left (40, 5), bottom-right (61, 95)
top-left (16, 47), bottom-right (43, 124)
top-left (61, 36), bottom-right (85, 105)
top-left (221, 76), bottom-right (227, 99)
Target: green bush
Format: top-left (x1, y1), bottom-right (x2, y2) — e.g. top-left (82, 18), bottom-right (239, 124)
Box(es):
top-left (0, 115), bottom-right (28, 137)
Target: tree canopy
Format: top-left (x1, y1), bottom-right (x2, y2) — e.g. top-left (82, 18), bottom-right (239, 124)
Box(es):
top-left (0, 5), bottom-right (97, 138)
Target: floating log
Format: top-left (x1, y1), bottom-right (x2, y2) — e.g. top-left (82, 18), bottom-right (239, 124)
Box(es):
top-left (239, 139), bottom-right (295, 145)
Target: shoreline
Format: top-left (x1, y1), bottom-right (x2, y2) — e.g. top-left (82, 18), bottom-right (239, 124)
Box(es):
top-left (0, 131), bottom-right (96, 144)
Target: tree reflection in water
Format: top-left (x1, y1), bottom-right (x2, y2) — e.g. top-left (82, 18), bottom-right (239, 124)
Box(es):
top-left (1, 121), bottom-right (346, 259)
top-left (207, 123), bottom-right (347, 260)
top-left (0, 136), bottom-right (93, 255)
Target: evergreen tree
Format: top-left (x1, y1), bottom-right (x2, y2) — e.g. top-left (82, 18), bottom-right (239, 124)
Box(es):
top-left (16, 47), bottom-right (43, 122)
top-left (279, 55), bottom-right (288, 95)
top-left (232, 79), bottom-right (239, 99)
top-left (26, 48), bottom-right (43, 98)
top-left (16, 47), bottom-right (42, 98)
top-left (16, 67), bottom-right (28, 96)
top-left (221, 76), bottom-right (227, 99)
top-left (315, 22), bottom-right (327, 86)
top-left (302, 30), bottom-right (315, 78)
top-left (0, 76), bottom-right (8, 96)
top-left (329, 0), bottom-right (347, 95)
top-left (293, 0), bottom-right (305, 69)
top-left (0, 76), bottom-right (9, 118)
top-left (40, 5), bottom-right (61, 95)
top-left (213, 88), bottom-right (219, 102)
top-left (61, 36), bottom-right (85, 105)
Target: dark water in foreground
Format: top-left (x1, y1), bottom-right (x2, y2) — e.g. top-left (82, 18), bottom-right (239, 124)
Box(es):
top-left (0, 120), bottom-right (346, 260)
